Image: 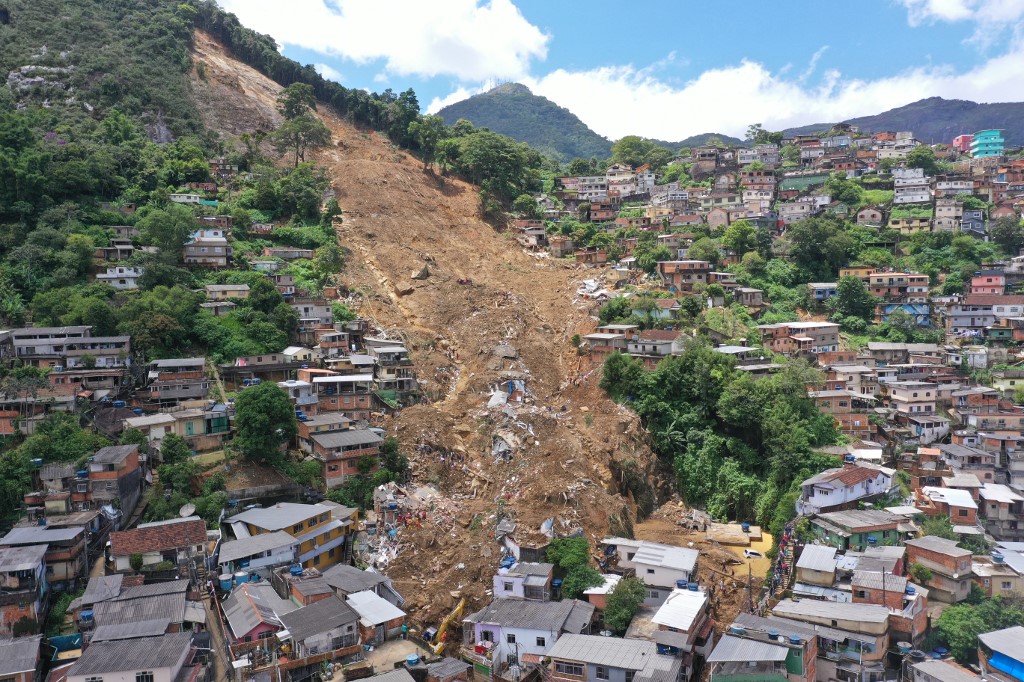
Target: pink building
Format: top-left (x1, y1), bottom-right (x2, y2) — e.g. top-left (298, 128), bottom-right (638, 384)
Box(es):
top-left (952, 134), bottom-right (974, 153)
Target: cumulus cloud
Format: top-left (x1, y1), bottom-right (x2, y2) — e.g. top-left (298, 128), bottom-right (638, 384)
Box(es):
top-left (314, 63), bottom-right (343, 82)
top-left (216, 0), bottom-right (549, 82)
top-left (425, 86), bottom-right (483, 114)
top-left (522, 42), bottom-right (1024, 140)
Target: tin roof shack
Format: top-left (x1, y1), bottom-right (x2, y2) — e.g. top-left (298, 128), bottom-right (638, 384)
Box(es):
top-left (88, 444), bottom-right (143, 519)
top-left (345, 589), bottom-right (406, 645)
top-left (222, 582), bottom-right (297, 646)
top-left (493, 562), bottom-right (554, 601)
top-left (911, 659), bottom-right (982, 682)
top-left (147, 357), bottom-right (209, 407)
top-left (320, 563), bottom-right (404, 606)
top-left (427, 658), bottom-right (472, 682)
top-left (279, 594), bottom-right (360, 657)
top-left (462, 599), bottom-right (595, 680)
top-left (978, 626), bottom-right (1024, 682)
top-left (601, 537), bottom-right (699, 605)
top-left (795, 545), bottom-right (838, 588)
top-left (707, 634), bottom-right (809, 682)
top-left (88, 580), bottom-right (202, 639)
top-left (904, 536), bottom-right (973, 603)
top-left (547, 633), bottom-right (681, 682)
top-left (65, 632), bottom-right (201, 682)
top-left (0, 634), bottom-right (41, 682)
top-left (109, 516), bottom-right (209, 574)
top-left (808, 510), bottom-right (906, 551)
top-left (850, 571), bottom-right (929, 645)
top-left (0, 525), bottom-right (86, 591)
top-left (0, 545), bottom-right (47, 636)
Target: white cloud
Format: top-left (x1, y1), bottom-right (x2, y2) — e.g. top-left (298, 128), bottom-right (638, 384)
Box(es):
top-left (216, 0), bottom-right (549, 82)
top-left (899, 0), bottom-right (1024, 26)
top-left (425, 86), bottom-right (481, 114)
top-left (314, 63), bottom-right (343, 82)
top-left (522, 42), bottom-right (1024, 140)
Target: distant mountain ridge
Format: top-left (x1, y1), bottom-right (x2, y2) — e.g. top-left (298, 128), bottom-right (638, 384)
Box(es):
top-left (436, 84), bottom-right (742, 161)
top-left (783, 97), bottom-right (1024, 145)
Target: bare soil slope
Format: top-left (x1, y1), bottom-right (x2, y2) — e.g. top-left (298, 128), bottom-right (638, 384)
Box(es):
top-left (191, 31), bottom-right (661, 623)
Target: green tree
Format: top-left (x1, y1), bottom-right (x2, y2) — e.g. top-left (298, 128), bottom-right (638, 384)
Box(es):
top-left (273, 114), bottom-right (332, 167)
top-left (687, 237), bottom-right (721, 266)
top-left (246, 277), bottom-right (284, 315)
top-left (786, 216), bottom-right (858, 281)
top-left (910, 562), bottom-right (933, 585)
top-left (160, 433), bottom-right (192, 465)
top-left (561, 565), bottom-right (604, 600)
top-left (905, 146), bottom-right (939, 175)
top-left (407, 115), bottom-right (447, 168)
top-left (332, 302), bottom-right (357, 322)
top-left (137, 204), bottom-right (198, 263)
top-left (935, 597), bottom-right (1024, 662)
top-left (827, 276), bottom-right (877, 321)
top-left (604, 576), bottom-right (646, 633)
top-left (721, 220), bottom-right (757, 255)
top-left (233, 382), bottom-right (297, 463)
top-left (546, 537), bottom-right (591, 570)
top-left (990, 216), bottom-right (1024, 255)
top-left (276, 83), bottom-right (318, 120)
top-left (511, 194), bottom-right (542, 219)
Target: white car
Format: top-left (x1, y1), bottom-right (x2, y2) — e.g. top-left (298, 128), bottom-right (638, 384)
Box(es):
top-left (744, 549), bottom-right (764, 559)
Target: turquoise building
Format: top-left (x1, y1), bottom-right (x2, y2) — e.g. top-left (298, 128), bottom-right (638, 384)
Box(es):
top-left (971, 129), bottom-right (1004, 158)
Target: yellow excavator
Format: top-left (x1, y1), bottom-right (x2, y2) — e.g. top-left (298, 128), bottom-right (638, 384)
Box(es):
top-left (428, 597), bottom-right (466, 655)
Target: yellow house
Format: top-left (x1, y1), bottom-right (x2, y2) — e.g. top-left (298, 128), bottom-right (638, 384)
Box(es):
top-left (204, 283), bottom-right (251, 301)
top-left (227, 502), bottom-right (353, 570)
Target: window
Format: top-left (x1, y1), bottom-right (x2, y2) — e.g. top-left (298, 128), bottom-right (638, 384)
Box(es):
top-left (646, 568), bottom-right (655, 575)
top-left (536, 636), bottom-right (546, 647)
top-left (855, 590), bottom-right (867, 599)
top-left (307, 518), bottom-right (316, 528)
top-left (136, 673), bottom-right (154, 682)
top-left (596, 667), bottom-right (609, 680)
top-left (958, 509), bottom-right (968, 517)
top-left (554, 663), bottom-right (583, 677)
top-left (85, 678), bottom-right (103, 682)
top-left (258, 631), bottom-right (274, 640)
top-left (293, 523), bottom-right (303, 534)
top-left (507, 634), bottom-right (516, 644)
top-left (503, 582), bottom-right (514, 591)
top-left (648, 589), bottom-right (659, 599)
top-left (625, 672), bottom-right (635, 682)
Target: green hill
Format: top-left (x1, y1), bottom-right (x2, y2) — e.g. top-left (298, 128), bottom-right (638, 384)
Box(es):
top-left (783, 96), bottom-right (1024, 145)
top-left (437, 83), bottom-right (613, 161)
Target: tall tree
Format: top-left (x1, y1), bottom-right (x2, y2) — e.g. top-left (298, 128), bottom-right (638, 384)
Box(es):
top-left (136, 204), bottom-right (198, 264)
top-left (273, 115), bottom-right (331, 167)
top-left (233, 382), bottom-right (297, 463)
top-left (277, 83), bottom-right (317, 120)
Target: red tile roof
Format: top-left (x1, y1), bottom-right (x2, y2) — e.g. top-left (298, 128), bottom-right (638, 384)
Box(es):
top-left (110, 519), bottom-right (207, 557)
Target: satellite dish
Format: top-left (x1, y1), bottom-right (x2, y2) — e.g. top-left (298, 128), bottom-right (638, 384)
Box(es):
top-left (179, 503), bottom-right (196, 518)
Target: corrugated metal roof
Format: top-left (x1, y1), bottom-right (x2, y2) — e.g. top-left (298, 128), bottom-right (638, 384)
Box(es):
top-left (912, 659), bottom-right (981, 682)
top-left (772, 599), bottom-right (889, 623)
top-left (547, 633), bottom-right (656, 669)
top-left (707, 635), bottom-right (788, 663)
top-left (369, 670), bottom-right (416, 682)
top-left (346, 590), bottom-right (405, 626)
top-left (796, 545), bottom-right (837, 572)
top-left (978, 626), bottom-right (1024, 656)
top-left (426, 658), bottom-right (472, 680)
top-left (852, 571), bottom-right (907, 592)
top-left (66, 632), bottom-right (192, 675)
top-left (91, 618), bottom-right (169, 641)
top-left (906, 535), bottom-right (971, 557)
top-left (0, 635), bottom-right (41, 676)
top-left (81, 574), bottom-right (124, 605)
top-left (310, 429), bottom-right (384, 449)
top-left (322, 563), bottom-right (388, 594)
top-left (0, 544), bottom-right (47, 571)
top-left (229, 502), bottom-right (333, 532)
top-left (222, 583), bottom-right (297, 639)
top-left (219, 530), bottom-right (297, 565)
top-left (280, 595), bottom-right (358, 642)
top-left (465, 598), bottom-right (593, 633)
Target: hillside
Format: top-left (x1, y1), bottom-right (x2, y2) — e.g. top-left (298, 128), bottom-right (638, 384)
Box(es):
top-left (437, 83), bottom-right (613, 161)
top-left (784, 96), bottom-right (1024, 144)
top-left (191, 32), bottom-right (664, 622)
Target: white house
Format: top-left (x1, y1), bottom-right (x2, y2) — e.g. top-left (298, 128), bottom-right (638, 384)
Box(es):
top-left (601, 538), bottom-right (699, 604)
top-left (96, 266), bottom-right (143, 290)
top-left (217, 529), bottom-right (298, 574)
top-left (650, 586), bottom-right (716, 660)
top-left (797, 462), bottom-right (897, 515)
top-left (463, 598), bottom-right (595, 677)
top-left (493, 561), bottom-right (554, 601)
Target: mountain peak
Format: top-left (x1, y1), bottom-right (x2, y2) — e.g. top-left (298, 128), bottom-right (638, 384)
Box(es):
top-left (489, 82), bottom-right (532, 96)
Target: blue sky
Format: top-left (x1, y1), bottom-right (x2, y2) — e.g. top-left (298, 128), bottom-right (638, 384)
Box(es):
top-left (217, 0), bottom-right (1024, 140)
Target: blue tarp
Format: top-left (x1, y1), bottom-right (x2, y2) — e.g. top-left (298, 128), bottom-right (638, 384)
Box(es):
top-left (991, 652), bottom-right (1024, 681)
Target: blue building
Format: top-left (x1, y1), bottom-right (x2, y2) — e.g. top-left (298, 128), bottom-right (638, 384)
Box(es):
top-left (971, 129), bottom-right (1004, 158)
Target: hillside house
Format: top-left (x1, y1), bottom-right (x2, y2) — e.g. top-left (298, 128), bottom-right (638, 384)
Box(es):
top-left (656, 260), bottom-right (712, 291)
top-left (184, 228), bottom-right (231, 268)
top-left (797, 463), bottom-right (896, 515)
top-left (905, 536), bottom-right (972, 602)
top-left (0, 545), bottom-right (47, 635)
top-left (228, 502), bottom-right (349, 570)
top-left (809, 509), bottom-right (905, 550)
top-left (203, 283), bottom-right (250, 300)
top-left (311, 428), bottom-right (383, 488)
top-left (856, 206), bottom-right (886, 226)
top-left (96, 266), bottom-right (143, 290)
top-left (109, 516), bottom-right (209, 573)
top-left (757, 321), bottom-right (840, 355)
top-left (601, 537), bottom-right (698, 605)
top-left (462, 599), bottom-right (595, 681)
top-left (493, 561), bottom-right (554, 601)
top-left (547, 634), bottom-right (681, 682)
top-left (64, 632), bottom-right (200, 682)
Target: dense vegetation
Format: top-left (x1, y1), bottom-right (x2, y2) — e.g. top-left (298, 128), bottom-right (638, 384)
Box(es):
top-left (601, 340), bottom-right (841, 536)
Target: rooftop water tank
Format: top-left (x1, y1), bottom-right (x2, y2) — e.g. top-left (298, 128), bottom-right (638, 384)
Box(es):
top-left (993, 553), bottom-right (1005, 564)
top-left (219, 574), bottom-right (233, 591)
top-left (789, 635), bottom-right (801, 645)
top-left (908, 650), bottom-right (927, 662)
top-left (80, 609), bottom-right (94, 623)
top-left (897, 642), bottom-right (912, 655)
top-left (233, 571), bottom-right (248, 586)
top-left (729, 625), bottom-right (746, 636)
top-left (768, 630), bottom-right (780, 641)
top-left (741, 523), bottom-right (751, 533)
top-left (688, 583), bottom-right (699, 592)
top-left (289, 565), bottom-right (303, 576)
top-left (906, 586), bottom-right (916, 595)
top-left (676, 580), bottom-right (688, 589)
